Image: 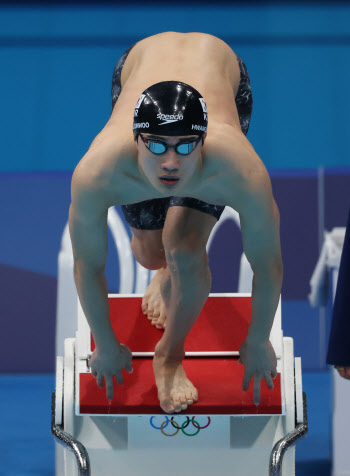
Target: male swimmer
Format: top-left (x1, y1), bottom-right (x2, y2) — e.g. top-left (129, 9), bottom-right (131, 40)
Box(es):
top-left (69, 32), bottom-right (281, 413)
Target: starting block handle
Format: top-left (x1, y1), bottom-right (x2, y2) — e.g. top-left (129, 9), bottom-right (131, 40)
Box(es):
top-left (269, 391), bottom-right (308, 475)
top-left (51, 391), bottom-right (91, 476)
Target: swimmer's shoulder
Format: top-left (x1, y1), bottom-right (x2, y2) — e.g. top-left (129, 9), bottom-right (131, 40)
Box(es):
top-left (73, 123), bottom-right (138, 207)
top-left (203, 125), bottom-right (267, 208)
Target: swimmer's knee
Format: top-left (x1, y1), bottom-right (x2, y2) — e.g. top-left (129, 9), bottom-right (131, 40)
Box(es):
top-left (131, 234), bottom-right (167, 270)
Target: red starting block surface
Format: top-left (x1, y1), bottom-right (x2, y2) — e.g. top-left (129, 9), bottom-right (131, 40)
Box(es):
top-left (78, 295), bottom-right (282, 415)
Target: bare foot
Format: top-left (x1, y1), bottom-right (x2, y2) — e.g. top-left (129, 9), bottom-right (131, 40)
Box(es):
top-left (141, 268), bottom-right (168, 330)
top-left (153, 354), bottom-right (199, 413)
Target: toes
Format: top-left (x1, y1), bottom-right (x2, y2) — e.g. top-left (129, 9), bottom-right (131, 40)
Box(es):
top-left (147, 303), bottom-right (156, 317)
top-left (158, 386), bottom-right (197, 414)
top-left (160, 396), bottom-right (175, 413)
top-left (152, 306), bottom-right (162, 328)
top-left (180, 397), bottom-right (188, 410)
top-left (172, 395), bottom-right (183, 412)
top-left (143, 298), bottom-right (167, 330)
top-left (147, 308), bottom-right (154, 320)
top-left (141, 298), bottom-right (150, 314)
top-left (156, 312), bottom-right (166, 329)
top-left (179, 394), bottom-right (187, 405)
top-left (152, 305), bottom-right (160, 318)
top-left (185, 390), bottom-right (194, 405)
top-left (171, 393), bottom-right (188, 412)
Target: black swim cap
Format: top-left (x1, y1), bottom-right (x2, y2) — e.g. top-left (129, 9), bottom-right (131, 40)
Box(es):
top-left (133, 81), bottom-right (208, 140)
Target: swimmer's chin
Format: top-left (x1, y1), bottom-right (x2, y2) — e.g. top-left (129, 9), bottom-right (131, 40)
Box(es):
top-left (152, 178), bottom-right (187, 195)
top-left (158, 178), bottom-right (187, 191)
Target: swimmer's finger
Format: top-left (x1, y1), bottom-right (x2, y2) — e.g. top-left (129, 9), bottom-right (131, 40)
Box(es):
top-left (114, 372), bottom-right (124, 386)
top-left (96, 373), bottom-right (104, 388)
top-left (105, 376), bottom-right (114, 401)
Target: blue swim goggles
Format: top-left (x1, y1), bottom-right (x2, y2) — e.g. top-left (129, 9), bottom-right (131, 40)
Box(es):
top-left (139, 133), bottom-right (202, 155)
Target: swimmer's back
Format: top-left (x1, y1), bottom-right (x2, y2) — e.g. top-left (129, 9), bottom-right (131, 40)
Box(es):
top-left (120, 32), bottom-right (239, 90)
top-left (110, 32), bottom-right (241, 132)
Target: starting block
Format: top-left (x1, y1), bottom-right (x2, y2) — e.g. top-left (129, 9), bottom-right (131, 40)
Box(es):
top-left (51, 293), bottom-right (308, 476)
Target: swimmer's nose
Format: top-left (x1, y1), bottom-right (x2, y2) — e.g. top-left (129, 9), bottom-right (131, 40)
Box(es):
top-left (161, 165), bottom-right (179, 174)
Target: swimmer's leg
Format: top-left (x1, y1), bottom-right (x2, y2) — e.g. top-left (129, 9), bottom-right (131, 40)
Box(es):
top-left (152, 206), bottom-right (217, 413)
top-left (121, 197), bottom-right (174, 327)
top-left (156, 205), bottom-right (217, 354)
top-left (130, 227), bottom-right (166, 270)
top-left (130, 226), bottom-right (170, 329)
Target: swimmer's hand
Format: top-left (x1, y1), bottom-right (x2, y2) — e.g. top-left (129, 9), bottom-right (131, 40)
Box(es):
top-left (238, 337), bottom-right (277, 407)
top-left (88, 342), bottom-right (133, 401)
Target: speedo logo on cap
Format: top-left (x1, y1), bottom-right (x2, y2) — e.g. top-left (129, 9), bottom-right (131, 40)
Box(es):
top-left (157, 113), bottom-right (184, 126)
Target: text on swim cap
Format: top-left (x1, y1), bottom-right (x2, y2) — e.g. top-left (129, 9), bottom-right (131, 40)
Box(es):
top-left (192, 125), bottom-right (207, 132)
top-left (133, 122), bottom-right (150, 129)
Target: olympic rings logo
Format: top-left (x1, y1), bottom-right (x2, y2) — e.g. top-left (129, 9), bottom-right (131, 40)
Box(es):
top-left (150, 416), bottom-right (211, 437)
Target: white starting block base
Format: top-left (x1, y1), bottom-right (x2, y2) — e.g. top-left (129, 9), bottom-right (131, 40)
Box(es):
top-left (52, 294), bottom-right (307, 476)
top-left (53, 338), bottom-right (304, 476)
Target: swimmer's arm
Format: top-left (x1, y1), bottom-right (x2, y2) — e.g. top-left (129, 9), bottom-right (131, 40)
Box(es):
top-left (226, 157), bottom-right (283, 343)
top-left (69, 169), bottom-right (120, 350)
